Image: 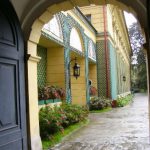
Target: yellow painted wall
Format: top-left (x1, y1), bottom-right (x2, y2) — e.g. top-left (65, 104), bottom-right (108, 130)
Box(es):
top-left (79, 5), bottom-right (104, 33)
top-left (110, 4), bottom-right (131, 65)
top-left (66, 11), bottom-right (96, 43)
top-left (46, 47), bottom-right (65, 88)
top-left (107, 5), bottom-right (114, 39)
top-left (70, 57), bottom-right (86, 105)
top-left (89, 64), bottom-right (97, 89)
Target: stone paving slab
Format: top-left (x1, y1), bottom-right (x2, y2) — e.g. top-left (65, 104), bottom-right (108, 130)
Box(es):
top-left (50, 93), bottom-right (150, 150)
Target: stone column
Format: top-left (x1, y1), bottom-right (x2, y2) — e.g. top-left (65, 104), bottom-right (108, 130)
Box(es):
top-left (27, 40), bottom-right (42, 150)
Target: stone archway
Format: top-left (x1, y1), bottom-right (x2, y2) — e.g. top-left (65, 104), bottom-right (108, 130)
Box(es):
top-left (20, 1), bottom-right (148, 149)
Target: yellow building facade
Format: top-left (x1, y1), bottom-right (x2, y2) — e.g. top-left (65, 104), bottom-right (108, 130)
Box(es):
top-left (80, 4), bottom-right (131, 99)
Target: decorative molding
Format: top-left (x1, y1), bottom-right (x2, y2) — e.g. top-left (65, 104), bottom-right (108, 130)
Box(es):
top-left (28, 55), bottom-right (41, 62)
top-left (41, 30), bottom-right (64, 46)
top-left (73, 7), bottom-right (97, 34)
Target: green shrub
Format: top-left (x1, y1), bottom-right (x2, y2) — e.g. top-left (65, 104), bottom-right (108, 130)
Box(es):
top-left (39, 106), bottom-right (66, 139)
top-left (39, 104), bottom-right (89, 139)
top-left (116, 94), bottom-right (133, 107)
top-left (61, 104), bottom-right (89, 127)
top-left (89, 97), bottom-right (111, 110)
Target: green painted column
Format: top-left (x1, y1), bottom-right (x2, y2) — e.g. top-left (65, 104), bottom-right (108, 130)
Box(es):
top-left (84, 36), bottom-right (90, 105)
top-left (108, 41), bottom-right (117, 100)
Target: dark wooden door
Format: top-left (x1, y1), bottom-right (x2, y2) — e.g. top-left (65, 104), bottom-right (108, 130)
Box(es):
top-left (0, 1), bottom-right (27, 149)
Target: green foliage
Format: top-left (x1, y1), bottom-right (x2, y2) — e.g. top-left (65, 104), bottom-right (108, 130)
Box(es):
top-left (116, 94), bottom-right (133, 107)
top-left (39, 104), bottom-right (89, 139)
top-left (42, 119), bottom-right (89, 149)
top-left (128, 22), bottom-right (145, 55)
top-left (128, 22), bottom-right (147, 91)
top-left (90, 107), bottom-right (112, 113)
top-left (89, 97), bottom-right (111, 111)
top-left (39, 106), bottom-right (66, 138)
top-left (61, 104), bottom-right (89, 127)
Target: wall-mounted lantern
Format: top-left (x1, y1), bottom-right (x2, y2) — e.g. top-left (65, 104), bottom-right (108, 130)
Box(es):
top-left (123, 76), bottom-right (126, 81)
top-left (69, 57), bottom-right (80, 80)
top-left (73, 58), bottom-right (80, 79)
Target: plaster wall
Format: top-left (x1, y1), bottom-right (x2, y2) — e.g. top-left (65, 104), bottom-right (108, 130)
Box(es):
top-left (71, 57), bottom-right (86, 105)
top-left (47, 47), bottom-right (65, 88)
top-left (89, 64), bottom-right (97, 89)
top-left (107, 5), bottom-right (114, 39)
top-left (79, 5), bottom-right (104, 33)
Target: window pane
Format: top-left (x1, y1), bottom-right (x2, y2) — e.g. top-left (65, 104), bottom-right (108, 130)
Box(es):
top-left (70, 28), bottom-right (82, 51)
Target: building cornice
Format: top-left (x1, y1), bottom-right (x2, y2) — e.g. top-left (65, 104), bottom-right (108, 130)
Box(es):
top-left (72, 7), bottom-right (97, 34)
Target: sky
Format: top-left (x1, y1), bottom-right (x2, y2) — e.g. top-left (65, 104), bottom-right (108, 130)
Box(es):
top-left (124, 11), bottom-right (137, 28)
top-left (124, 12), bottom-right (138, 64)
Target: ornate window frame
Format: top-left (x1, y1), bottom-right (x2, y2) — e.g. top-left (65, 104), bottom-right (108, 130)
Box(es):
top-left (88, 40), bottom-right (96, 61)
top-left (42, 14), bottom-right (63, 42)
top-left (70, 27), bottom-right (83, 52)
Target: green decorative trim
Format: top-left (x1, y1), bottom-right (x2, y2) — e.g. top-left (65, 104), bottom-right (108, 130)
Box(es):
top-left (96, 41), bottom-right (107, 97)
top-left (45, 99), bottom-right (61, 104)
top-left (42, 14), bottom-right (64, 46)
top-left (37, 45), bottom-right (47, 88)
top-left (41, 31), bottom-right (64, 47)
top-left (84, 35), bottom-right (90, 104)
top-left (38, 100), bottom-right (45, 105)
top-left (88, 39), bottom-right (96, 61)
top-left (67, 15), bottom-right (85, 51)
top-left (70, 46), bottom-right (85, 57)
top-left (61, 15), bottom-right (72, 103)
top-left (108, 40), bottom-right (117, 100)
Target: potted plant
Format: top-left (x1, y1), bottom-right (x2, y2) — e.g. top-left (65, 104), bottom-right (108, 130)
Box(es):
top-left (38, 87), bottom-right (46, 105)
top-left (89, 86), bottom-right (97, 96)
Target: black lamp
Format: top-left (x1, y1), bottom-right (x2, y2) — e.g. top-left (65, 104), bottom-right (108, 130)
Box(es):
top-left (123, 76), bottom-right (126, 81)
top-left (73, 58), bottom-right (80, 79)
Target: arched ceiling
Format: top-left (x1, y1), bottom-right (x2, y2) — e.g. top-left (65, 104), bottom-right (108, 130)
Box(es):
top-left (10, 0), bottom-right (147, 40)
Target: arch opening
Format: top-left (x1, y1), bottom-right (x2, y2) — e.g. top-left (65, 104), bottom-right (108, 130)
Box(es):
top-left (24, 1), bottom-right (148, 150)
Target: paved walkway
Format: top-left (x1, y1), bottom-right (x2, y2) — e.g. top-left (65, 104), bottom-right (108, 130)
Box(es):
top-left (51, 93), bottom-right (150, 150)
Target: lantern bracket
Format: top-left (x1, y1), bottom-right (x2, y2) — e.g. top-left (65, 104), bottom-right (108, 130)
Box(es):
top-left (68, 57), bottom-right (80, 79)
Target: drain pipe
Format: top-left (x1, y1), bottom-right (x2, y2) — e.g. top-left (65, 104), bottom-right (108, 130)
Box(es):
top-left (103, 5), bottom-right (110, 97)
top-left (147, 0), bottom-right (150, 144)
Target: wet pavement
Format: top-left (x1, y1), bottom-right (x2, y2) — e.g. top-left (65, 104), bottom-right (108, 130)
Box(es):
top-left (51, 93), bottom-right (150, 150)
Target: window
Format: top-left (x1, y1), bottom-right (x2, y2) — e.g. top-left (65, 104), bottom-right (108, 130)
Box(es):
top-left (88, 41), bottom-right (96, 60)
top-left (42, 15), bottom-right (63, 41)
top-left (70, 28), bottom-right (83, 52)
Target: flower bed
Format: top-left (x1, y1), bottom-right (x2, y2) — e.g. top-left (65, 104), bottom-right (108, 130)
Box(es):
top-left (39, 104), bottom-right (89, 139)
top-left (116, 94), bottom-right (134, 107)
top-left (89, 96), bottom-right (111, 111)
top-left (38, 85), bottom-right (65, 105)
